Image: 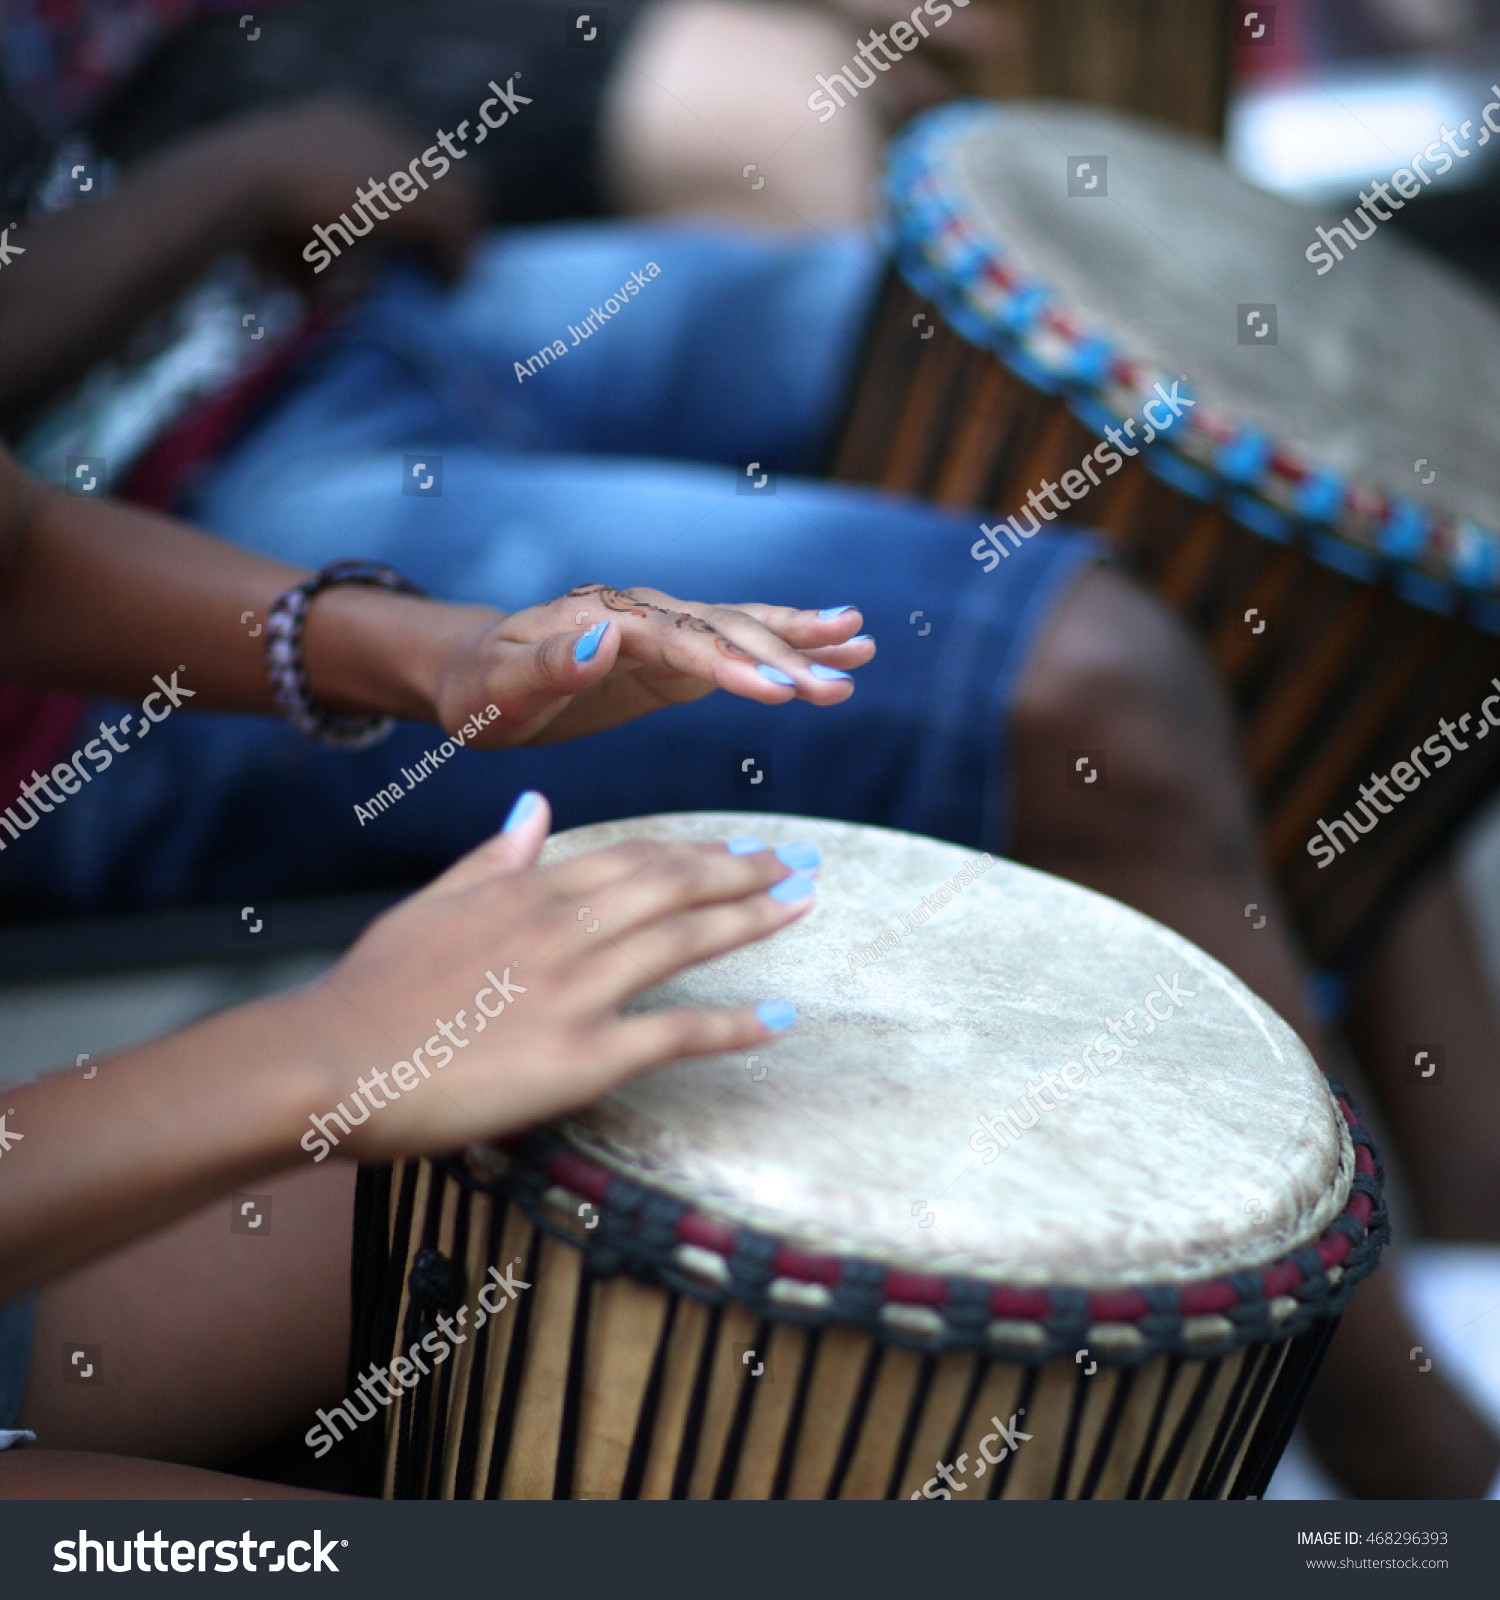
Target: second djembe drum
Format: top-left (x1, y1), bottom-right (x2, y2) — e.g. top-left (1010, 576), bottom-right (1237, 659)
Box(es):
top-left (832, 100), bottom-right (1500, 973)
top-left (350, 814), bottom-right (1385, 1499)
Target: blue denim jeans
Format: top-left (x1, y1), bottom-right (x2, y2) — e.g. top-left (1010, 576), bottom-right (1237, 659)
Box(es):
top-left (0, 222), bottom-right (1098, 913)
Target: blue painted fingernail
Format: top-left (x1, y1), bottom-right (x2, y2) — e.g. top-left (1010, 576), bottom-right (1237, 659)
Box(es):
top-left (850, 635), bottom-right (873, 645)
top-left (757, 1000), bottom-right (797, 1031)
top-left (502, 790), bottom-right (540, 832)
top-left (775, 841), bottom-right (821, 871)
top-left (757, 664), bottom-right (796, 687)
top-left (574, 621), bottom-right (608, 663)
top-left (769, 871), bottom-right (816, 904)
top-left (727, 836), bottom-right (767, 855)
top-left (809, 664), bottom-right (852, 681)
top-left (818, 606), bottom-right (855, 620)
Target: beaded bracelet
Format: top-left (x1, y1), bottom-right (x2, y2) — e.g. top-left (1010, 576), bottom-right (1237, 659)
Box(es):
top-left (265, 560), bottom-right (426, 749)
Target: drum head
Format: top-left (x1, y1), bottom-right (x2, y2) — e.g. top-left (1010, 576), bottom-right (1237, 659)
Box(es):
top-left (890, 100), bottom-right (1500, 569)
top-left (539, 814), bottom-right (1352, 1290)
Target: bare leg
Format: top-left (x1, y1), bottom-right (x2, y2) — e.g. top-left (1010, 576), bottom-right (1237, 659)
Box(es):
top-left (1010, 562), bottom-right (1500, 1498)
top-left (600, 0), bottom-right (886, 228)
top-left (17, 1161), bottom-right (354, 1473)
top-left (1009, 565), bottom-right (1319, 1033)
top-left (1345, 858), bottom-right (1500, 1244)
top-left (1297, 1247), bottom-right (1499, 1500)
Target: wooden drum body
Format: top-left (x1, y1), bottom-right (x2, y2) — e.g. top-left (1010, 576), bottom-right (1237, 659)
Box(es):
top-left (351, 815), bottom-right (1386, 1499)
top-left (832, 101), bottom-right (1500, 972)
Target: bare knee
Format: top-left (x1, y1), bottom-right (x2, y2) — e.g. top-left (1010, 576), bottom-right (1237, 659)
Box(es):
top-left (600, 0), bottom-right (884, 227)
top-left (1012, 563), bottom-right (1257, 873)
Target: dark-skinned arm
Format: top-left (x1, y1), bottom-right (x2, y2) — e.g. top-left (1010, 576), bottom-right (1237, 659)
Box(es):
top-left (0, 446), bottom-right (873, 742)
top-left (0, 97), bottom-right (478, 430)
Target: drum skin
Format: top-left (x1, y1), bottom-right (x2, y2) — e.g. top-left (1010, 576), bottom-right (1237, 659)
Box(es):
top-left (541, 815), bottom-right (1348, 1288)
top-left (832, 101), bottom-right (1500, 973)
top-left (350, 816), bottom-right (1387, 1500)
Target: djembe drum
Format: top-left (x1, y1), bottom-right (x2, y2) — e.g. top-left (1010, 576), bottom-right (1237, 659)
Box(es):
top-left (350, 814), bottom-right (1385, 1499)
top-left (831, 100), bottom-right (1500, 973)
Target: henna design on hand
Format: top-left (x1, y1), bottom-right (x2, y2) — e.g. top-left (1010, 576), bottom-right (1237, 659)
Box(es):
top-left (568, 584), bottom-right (723, 636)
top-left (566, 583), bottom-right (645, 618)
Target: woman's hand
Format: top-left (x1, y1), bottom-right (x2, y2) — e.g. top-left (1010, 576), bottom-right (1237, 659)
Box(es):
top-left (290, 793), bottom-right (817, 1162)
top-left (425, 585), bottom-right (876, 746)
top-left (0, 455), bottom-right (872, 760)
top-left (0, 795), bottom-right (818, 1295)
